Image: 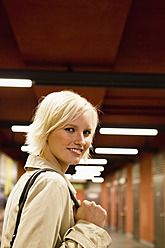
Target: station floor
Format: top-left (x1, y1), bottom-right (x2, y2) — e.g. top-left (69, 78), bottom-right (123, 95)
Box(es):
top-left (106, 228), bottom-right (148, 248)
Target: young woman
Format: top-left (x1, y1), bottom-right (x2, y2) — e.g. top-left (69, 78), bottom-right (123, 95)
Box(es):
top-left (2, 90), bottom-right (112, 248)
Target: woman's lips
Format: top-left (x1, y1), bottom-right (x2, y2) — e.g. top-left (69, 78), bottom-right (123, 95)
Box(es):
top-left (68, 148), bottom-right (83, 155)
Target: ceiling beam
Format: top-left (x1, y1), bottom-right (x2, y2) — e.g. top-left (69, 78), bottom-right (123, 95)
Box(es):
top-left (0, 69), bottom-right (165, 88)
top-left (0, 120), bottom-right (30, 129)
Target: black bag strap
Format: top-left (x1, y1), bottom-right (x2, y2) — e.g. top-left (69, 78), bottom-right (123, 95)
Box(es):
top-left (10, 169), bottom-right (80, 248)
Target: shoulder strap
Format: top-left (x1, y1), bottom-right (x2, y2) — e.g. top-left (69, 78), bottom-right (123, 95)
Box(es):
top-left (10, 169), bottom-right (80, 248)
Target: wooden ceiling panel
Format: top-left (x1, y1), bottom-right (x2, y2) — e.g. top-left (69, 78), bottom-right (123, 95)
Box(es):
top-left (3, 0), bottom-right (132, 66)
top-left (0, 87), bottom-right (37, 121)
top-left (114, 0), bottom-right (165, 73)
top-left (101, 114), bottom-right (165, 126)
top-left (101, 88), bottom-right (165, 116)
top-left (0, 0), bottom-right (24, 68)
top-left (33, 86), bottom-right (107, 108)
top-left (94, 133), bottom-right (151, 147)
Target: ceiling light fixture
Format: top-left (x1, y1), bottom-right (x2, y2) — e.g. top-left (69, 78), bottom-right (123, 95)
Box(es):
top-left (72, 166), bottom-right (104, 180)
top-left (95, 147), bottom-right (138, 155)
top-left (21, 146), bottom-right (30, 153)
top-left (72, 174), bottom-right (94, 180)
top-left (0, 79), bottom-right (32, 87)
top-left (99, 128), bottom-right (158, 136)
top-left (92, 177), bottom-right (104, 183)
top-left (79, 158), bottom-right (107, 165)
top-left (11, 125), bottom-right (30, 133)
top-left (75, 165), bottom-right (104, 172)
top-left (75, 171), bottom-right (101, 177)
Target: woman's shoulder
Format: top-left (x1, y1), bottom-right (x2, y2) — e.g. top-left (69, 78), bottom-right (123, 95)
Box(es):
top-left (33, 169), bottom-right (68, 190)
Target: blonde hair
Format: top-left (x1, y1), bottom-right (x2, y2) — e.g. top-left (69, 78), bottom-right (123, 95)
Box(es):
top-left (25, 90), bottom-right (98, 160)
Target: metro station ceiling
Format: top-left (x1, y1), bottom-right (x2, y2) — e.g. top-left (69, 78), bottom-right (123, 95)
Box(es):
top-left (0, 0), bottom-right (165, 175)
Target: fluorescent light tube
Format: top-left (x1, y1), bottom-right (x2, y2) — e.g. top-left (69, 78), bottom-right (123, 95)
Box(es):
top-left (75, 166), bottom-right (104, 178)
top-left (72, 174), bottom-right (94, 180)
top-left (92, 177), bottom-right (104, 183)
top-left (95, 148), bottom-right (138, 155)
top-left (99, 128), bottom-right (158, 136)
top-left (21, 146), bottom-right (31, 152)
top-left (87, 192), bottom-right (99, 199)
top-left (75, 166), bottom-right (104, 172)
top-left (75, 171), bottom-right (101, 176)
top-left (0, 79), bottom-right (32, 87)
top-left (79, 158), bottom-right (107, 165)
top-left (11, 125), bottom-right (30, 132)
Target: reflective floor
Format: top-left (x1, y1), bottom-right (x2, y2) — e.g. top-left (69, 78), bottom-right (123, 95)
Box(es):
top-left (107, 229), bottom-right (148, 248)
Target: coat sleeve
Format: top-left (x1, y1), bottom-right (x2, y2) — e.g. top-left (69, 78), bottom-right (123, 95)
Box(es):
top-left (61, 220), bottom-right (112, 248)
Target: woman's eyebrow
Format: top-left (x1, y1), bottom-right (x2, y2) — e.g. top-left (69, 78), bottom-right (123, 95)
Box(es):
top-left (66, 124), bottom-right (92, 130)
top-left (65, 124), bottom-right (77, 127)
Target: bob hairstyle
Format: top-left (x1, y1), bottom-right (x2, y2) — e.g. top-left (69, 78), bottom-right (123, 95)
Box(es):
top-left (25, 90), bottom-right (99, 161)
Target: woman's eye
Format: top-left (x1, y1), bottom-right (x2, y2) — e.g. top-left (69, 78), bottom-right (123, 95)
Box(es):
top-left (65, 128), bottom-right (74, 132)
top-left (83, 130), bottom-right (91, 136)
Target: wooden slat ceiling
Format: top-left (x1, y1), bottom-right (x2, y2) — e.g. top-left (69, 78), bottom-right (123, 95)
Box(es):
top-left (0, 0), bottom-right (165, 175)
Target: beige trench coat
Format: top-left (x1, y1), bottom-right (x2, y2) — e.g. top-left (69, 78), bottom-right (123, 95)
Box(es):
top-left (1, 155), bottom-right (112, 248)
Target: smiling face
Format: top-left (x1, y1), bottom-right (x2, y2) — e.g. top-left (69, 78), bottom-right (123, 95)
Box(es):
top-left (42, 110), bottom-right (93, 172)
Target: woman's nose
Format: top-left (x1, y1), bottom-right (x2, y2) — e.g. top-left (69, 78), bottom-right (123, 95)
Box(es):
top-left (74, 133), bottom-right (85, 146)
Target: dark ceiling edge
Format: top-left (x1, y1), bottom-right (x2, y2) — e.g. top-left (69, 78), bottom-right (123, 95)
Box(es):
top-left (0, 69), bottom-right (165, 88)
top-left (0, 120), bottom-right (31, 128)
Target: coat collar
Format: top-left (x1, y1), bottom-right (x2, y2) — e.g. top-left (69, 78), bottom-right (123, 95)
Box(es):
top-left (25, 154), bottom-right (76, 195)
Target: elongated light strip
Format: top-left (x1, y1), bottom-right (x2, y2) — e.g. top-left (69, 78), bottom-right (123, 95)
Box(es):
top-left (74, 166), bottom-right (104, 177)
top-left (75, 171), bottom-right (101, 177)
top-left (0, 79), bottom-right (32, 87)
top-left (72, 174), bottom-right (94, 180)
top-left (95, 147), bottom-right (138, 155)
top-left (75, 165), bottom-right (104, 172)
top-left (65, 174), bottom-right (104, 183)
top-left (99, 128), bottom-right (158, 136)
top-left (65, 174), bottom-right (87, 183)
top-left (79, 158), bottom-right (107, 165)
top-left (92, 177), bottom-right (104, 183)
top-left (11, 125), bottom-right (30, 132)
top-left (21, 146), bottom-right (30, 152)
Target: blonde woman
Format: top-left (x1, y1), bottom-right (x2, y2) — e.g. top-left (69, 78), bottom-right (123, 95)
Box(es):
top-left (2, 90), bottom-right (112, 248)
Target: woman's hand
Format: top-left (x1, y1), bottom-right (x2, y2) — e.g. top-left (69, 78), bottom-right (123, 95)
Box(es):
top-left (74, 200), bottom-right (107, 229)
